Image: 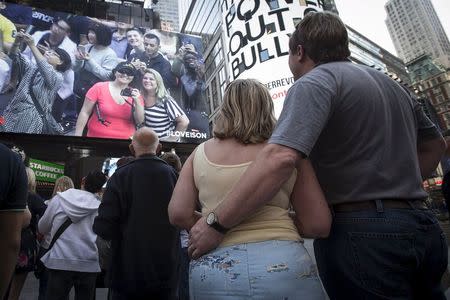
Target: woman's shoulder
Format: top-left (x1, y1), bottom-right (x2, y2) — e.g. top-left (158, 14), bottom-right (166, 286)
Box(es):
top-left (86, 81), bottom-right (109, 97)
top-left (203, 139), bottom-right (265, 165)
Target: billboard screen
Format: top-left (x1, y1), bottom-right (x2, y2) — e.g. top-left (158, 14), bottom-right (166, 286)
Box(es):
top-left (0, 2), bottom-right (209, 143)
top-left (221, 0), bottom-right (323, 117)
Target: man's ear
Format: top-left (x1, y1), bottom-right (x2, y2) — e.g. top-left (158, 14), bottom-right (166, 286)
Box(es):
top-left (297, 45), bottom-right (305, 61)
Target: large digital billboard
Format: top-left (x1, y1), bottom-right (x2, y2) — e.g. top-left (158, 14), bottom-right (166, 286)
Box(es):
top-left (0, 2), bottom-right (209, 143)
top-left (221, 0), bottom-right (323, 117)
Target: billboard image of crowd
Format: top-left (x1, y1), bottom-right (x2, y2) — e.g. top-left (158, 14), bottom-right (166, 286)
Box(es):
top-left (0, 2), bottom-right (209, 143)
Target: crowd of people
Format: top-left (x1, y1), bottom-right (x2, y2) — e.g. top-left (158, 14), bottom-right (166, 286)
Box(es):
top-left (0, 2), bottom-right (208, 142)
top-left (1, 10), bottom-right (449, 300)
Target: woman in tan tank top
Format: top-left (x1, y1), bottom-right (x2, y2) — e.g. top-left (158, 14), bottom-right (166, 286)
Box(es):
top-left (169, 79), bottom-right (331, 299)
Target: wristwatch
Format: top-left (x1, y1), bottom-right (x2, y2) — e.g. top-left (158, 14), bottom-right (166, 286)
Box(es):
top-left (206, 212), bottom-right (228, 234)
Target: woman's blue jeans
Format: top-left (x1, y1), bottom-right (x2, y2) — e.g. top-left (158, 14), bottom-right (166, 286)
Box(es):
top-left (189, 240), bottom-right (326, 299)
top-left (314, 206), bottom-right (448, 300)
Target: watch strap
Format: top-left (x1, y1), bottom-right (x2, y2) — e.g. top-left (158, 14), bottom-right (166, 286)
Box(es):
top-left (209, 221), bottom-right (228, 234)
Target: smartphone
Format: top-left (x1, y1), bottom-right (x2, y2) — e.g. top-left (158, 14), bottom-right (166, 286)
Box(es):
top-left (24, 25), bottom-right (34, 35)
top-left (77, 45), bottom-right (86, 55)
top-left (120, 88), bottom-right (132, 97)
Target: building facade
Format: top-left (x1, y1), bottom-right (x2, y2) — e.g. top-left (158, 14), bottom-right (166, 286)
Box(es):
top-left (408, 55), bottom-right (450, 130)
top-left (347, 25), bottom-right (409, 85)
top-left (385, 0), bottom-right (450, 68)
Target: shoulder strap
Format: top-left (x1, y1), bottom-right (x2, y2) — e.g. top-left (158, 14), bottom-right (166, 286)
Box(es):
top-left (47, 218), bottom-right (72, 251)
top-left (80, 45), bottom-right (94, 70)
top-left (28, 70), bottom-right (46, 121)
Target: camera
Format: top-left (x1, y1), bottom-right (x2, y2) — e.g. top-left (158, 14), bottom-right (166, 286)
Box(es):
top-left (120, 88), bottom-right (133, 97)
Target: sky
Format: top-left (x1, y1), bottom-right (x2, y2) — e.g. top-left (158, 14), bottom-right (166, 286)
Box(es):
top-left (334, 0), bottom-right (450, 55)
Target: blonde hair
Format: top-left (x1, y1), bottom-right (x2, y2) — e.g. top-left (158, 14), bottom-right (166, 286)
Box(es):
top-left (142, 68), bottom-right (168, 102)
top-left (52, 176), bottom-right (74, 197)
top-left (25, 167), bottom-right (36, 193)
top-left (214, 79), bottom-right (276, 144)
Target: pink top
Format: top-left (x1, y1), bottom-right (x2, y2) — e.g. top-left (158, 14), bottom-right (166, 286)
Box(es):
top-left (85, 82), bottom-right (138, 139)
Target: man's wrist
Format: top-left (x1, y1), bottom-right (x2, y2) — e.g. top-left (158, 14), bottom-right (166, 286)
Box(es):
top-left (206, 211), bottom-right (229, 234)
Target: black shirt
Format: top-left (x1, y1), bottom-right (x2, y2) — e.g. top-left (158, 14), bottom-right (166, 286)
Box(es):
top-left (0, 143), bottom-right (28, 211)
top-left (94, 154), bottom-right (179, 296)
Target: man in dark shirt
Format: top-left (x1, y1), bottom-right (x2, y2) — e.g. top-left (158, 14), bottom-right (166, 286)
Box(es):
top-left (93, 127), bottom-right (179, 300)
top-left (0, 143), bottom-right (28, 298)
top-left (129, 32), bottom-right (177, 91)
top-left (188, 12), bottom-right (447, 299)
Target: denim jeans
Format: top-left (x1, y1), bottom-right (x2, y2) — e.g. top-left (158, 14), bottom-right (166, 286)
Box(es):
top-left (189, 240), bottom-right (326, 299)
top-left (178, 247), bottom-right (190, 300)
top-left (314, 206), bottom-right (448, 300)
top-left (46, 269), bottom-right (97, 300)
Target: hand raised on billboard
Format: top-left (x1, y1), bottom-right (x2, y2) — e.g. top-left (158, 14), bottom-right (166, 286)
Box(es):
top-left (130, 59), bottom-right (146, 73)
top-left (20, 32), bottom-right (34, 46)
top-left (75, 49), bottom-right (90, 61)
top-left (36, 41), bottom-right (50, 55)
top-left (188, 216), bottom-right (224, 260)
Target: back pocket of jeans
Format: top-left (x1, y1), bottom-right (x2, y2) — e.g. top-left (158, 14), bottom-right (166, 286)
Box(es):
top-left (349, 231), bottom-right (416, 298)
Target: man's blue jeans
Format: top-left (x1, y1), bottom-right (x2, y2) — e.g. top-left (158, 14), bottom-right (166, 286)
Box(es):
top-left (314, 206), bottom-right (448, 300)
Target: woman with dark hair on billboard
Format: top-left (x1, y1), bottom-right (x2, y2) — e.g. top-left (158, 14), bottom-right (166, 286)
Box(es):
top-left (132, 68), bottom-right (189, 142)
top-left (74, 62), bottom-right (142, 139)
top-left (168, 79), bottom-right (330, 299)
top-left (73, 22), bottom-right (118, 103)
top-left (0, 31), bottom-right (72, 134)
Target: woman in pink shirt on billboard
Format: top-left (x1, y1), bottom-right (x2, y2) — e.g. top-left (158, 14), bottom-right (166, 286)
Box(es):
top-left (74, 62), bottom-right (142, 139)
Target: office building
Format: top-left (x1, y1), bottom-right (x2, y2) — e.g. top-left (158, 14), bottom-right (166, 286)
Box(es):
top-left (347, 25), bottom-right (409, 85)
top-left (408, 55), bottom-right (450, 130)
top-left (385, 0), bottom-right (450, 68)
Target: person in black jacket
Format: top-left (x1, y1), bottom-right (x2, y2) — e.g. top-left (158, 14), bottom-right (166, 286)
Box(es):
top-left (93, 127), bottom-right (179, 300)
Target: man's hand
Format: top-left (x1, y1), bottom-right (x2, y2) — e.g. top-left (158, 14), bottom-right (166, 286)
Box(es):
top-left (188, 216), bottom-right (224, 259)
top-left (36, 41), bottom-right (50, 54)
top-left (19, 32), bottom-right (34, 46)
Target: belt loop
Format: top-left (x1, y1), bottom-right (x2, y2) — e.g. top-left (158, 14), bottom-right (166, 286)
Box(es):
top-left (375, 199), bottom-right (384, 213)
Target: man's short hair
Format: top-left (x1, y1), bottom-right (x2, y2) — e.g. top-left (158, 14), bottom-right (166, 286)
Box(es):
top-left (289, 11), bottom-right (350, 64)
top-left (126, 27), bottom-right (144, 36)
top-left (84, 170), bottom-right (107, 193)
top-left (143, 32), bottom-right (160, 45)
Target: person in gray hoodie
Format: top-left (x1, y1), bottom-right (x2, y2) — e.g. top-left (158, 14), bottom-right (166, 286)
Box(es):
top-left (38, 170), bottom-right (107, 300)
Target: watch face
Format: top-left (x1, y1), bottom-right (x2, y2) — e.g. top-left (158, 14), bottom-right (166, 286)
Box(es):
top-left (206, 212), bottom-right (215, 225)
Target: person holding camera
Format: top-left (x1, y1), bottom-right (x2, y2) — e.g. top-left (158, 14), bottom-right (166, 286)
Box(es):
top-left (0, 30), bottom-right (71, 134)
top-left (132, 68), bottom-right (189, 142)
top-left (74, 62), bottom-right (142, 139)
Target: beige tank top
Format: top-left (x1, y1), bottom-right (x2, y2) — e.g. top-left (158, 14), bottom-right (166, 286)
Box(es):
top-left (193, 142), bottom-right (301, 247)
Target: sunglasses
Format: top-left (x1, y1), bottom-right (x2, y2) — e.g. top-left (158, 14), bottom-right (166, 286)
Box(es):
top-left (117, 69), bottom-right (135, 77)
